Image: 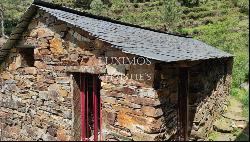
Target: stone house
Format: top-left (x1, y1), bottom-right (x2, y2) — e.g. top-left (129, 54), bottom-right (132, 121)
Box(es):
top-left (0, 0), bottom-right (233, 141)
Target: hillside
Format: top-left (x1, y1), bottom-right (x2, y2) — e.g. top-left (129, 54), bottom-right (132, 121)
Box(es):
top-left (0, 0), bottom-right (248, 141)
top-left (1, 0), bottom-right (248, 116)
top-left (48, 0), bottom-right (249, 115)
top-left (1, 0), bottom-right (249, 136)
top-left (105, 0), bottom-right (250, 110)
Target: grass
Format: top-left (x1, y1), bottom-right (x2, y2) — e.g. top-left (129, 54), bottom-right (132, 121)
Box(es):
top-left (232, 89), bottom-right (249, 117)
top-left (207, 131), bottom-right (219, 141)
top-left (180, 8), bottom-right (249, 119)
top-left (234, 127), bottom-right (249, 141)
top-left (235, 132), bottom-right (249, 141)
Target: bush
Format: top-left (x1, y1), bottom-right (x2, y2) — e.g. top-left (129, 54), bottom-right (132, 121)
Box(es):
top-left (89, 0), bottom-right (108, 15)
top-left (178, 0), bottom-right (208, 7)
top-left (231, 0), bottom-right (249, 14)
top-left (162, 0), bottom-right (180, 31)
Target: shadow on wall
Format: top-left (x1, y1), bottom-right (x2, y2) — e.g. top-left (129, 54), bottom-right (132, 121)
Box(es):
top-left (187, 59), bottom-right (231, 140)
top-left (156, 58), bottom-right (232, 141)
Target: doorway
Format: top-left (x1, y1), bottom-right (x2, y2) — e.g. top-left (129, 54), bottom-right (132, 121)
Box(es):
top-left (77, 73), bottom-right (102, 141)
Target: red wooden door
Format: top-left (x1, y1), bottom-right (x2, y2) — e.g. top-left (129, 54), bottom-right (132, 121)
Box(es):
top-left (80, 74), bottom-right (101, 141)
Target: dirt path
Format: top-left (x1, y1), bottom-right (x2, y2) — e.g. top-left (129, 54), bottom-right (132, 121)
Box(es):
top-left (207, 96), bottom-right (249, 141)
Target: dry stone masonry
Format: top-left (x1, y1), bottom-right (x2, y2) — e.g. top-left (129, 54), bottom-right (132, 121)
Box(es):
top-left (0, 3), bottom-right (233, 141)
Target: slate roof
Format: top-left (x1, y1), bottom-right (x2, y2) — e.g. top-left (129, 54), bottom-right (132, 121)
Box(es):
top-left (0, 0), bottom-right (233, 64)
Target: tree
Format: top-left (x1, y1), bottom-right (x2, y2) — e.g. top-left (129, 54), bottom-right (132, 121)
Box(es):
top-left (47, 0), bottom-right (77, 8)
top-left (75, 0), bottom-right (93, 9)
top-left (89, 0), bottom-right (108, 15)
top-left (162, 0), bottom-right (180, 32)
top-left (178, 0), bottom-right (208, 7)
top-left (0, 0), bottom-right (32, 36)
top-left (0, 4), bottom-right (7, 38)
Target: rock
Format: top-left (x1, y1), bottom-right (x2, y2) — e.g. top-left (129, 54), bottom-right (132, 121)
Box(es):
top-left (105, 124), bottom-right (132, 138)
top-left (190, 128), bottom-right (206, 139)
top-left (69, 53), bottom-right (79, 61)
top-left (54, 66), bottom-right (65, 71)
top-left (34, 61), bottom-right (47, 69)
top-left (15, 55), bottom-right (22, 69)
top-left (37, 38), bottom-right (49, 47)
top-left (116, 107), bottom-right (143, 116)
top-left (48, 84), bottom-right (68, 97)
top-left (117, 111), bottom-right (164, 133)
top-left (132, 132), bottom-right (160, 141)
top-left (42, 133), bottom-right (57, 141)
top-left (141, 106), bottom-right (163, 117)
top-left (102, 90), bottom-right (124, 98)
top-left (235, 121), bottom-right (248, 129)
top-left (106, 65), bottom-right (126, 76)
top-left (137, 88), bottom-right (156, 98)
top-left (78, 41), bottom-right (91, 50)
top-left (56, 77), bottom-right (70, 84)
top-left (39, 91), bottom-right (49, 100)
top-left (47, 126), bottom-right (57, 137)
top-left (94, 39), bottom-right (104, 48)
top-left (62, 109), bottom-right (72, 119)
top-left (5, 79), bottom-right (17, 84)
top-left (119, 128), bottom-right (132, 137)
top-left (213, 119), bottom-right (234, 133)
top-left (24, 67), bottom-right (37, 75)
top-left (102, 97), bottom-right (116, 104)
top-left (119, 100), bottom-right (142, 109)
top-left (124, 95), bottom-right (161, 106)
top-left (2, 72), bottom-right (13, 80)
top-left (123, 87), bottom-right (135, 95)
top-left (48, 90), bottom-right (59, 101)
top-left (28, 20), bottom-right (38, 30)
top-left (213, 133), bottom-right (236, 141)
top-left (49, 38), bottom-right (64, 55)
top-left (58, 89), bottom-right (68, 97)
top-left (36, 28), bottom-right (54, 38)
top-left (8, 63), bottom-right (18, 71)
top-left (56, 128), bottom-right (69, 141)
top-left (240, 82), bottom-right (249, 91)
top-left (39, 48), bottom-right (51, 55)
top-left (223, 112), bottom-right (247, 121)
top-left (51, 24), bottom-right (68, 32)
top-left (103, 109), bottom-right (117, 125)
top-left (105, 134), bottom-right (120, 141)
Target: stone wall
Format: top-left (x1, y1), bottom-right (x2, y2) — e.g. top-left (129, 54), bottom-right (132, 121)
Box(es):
top-left (188, 59), bottom-right (233, 141)
top-left (0, 9), bottom-right (166, 141)
top-left (0, 8), bottom-right (233, 141)
top-left (101, 64), bottom-right (179, 141)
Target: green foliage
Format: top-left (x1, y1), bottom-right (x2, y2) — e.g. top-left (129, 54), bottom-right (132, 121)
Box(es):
top-left (75, 0), bottom-right (93, 9)
top-left (89, 0), bottom-right (108, 15)
top-left (207, 131), bottom-right (219, 141)
top-left (179, 1), bottom-right (249, 118)
top-left (232, 88), bottom-right (249, 117)
top-left (0, 0), bottom-right (32, 21)
top-left (0, 0), bottom-right (33, 35)
top-left (1, 0), bottom-right (249, 118)
top-left (178, 0), bottom-right (208, 7)
top-left (235, 132), bottom-right (249, 141)
top-left (162, 0), bottom-right (180, 31)
top-left (43, 0), bottom-right (76, 7)
top-left (231, 0), bottom-right (249, 14)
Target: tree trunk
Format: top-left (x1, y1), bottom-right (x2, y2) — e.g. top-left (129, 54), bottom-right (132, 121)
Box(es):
top-left (0, 9), bottom-right (7, 38)
top-left (0, 11), bottom-right (3, 37)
